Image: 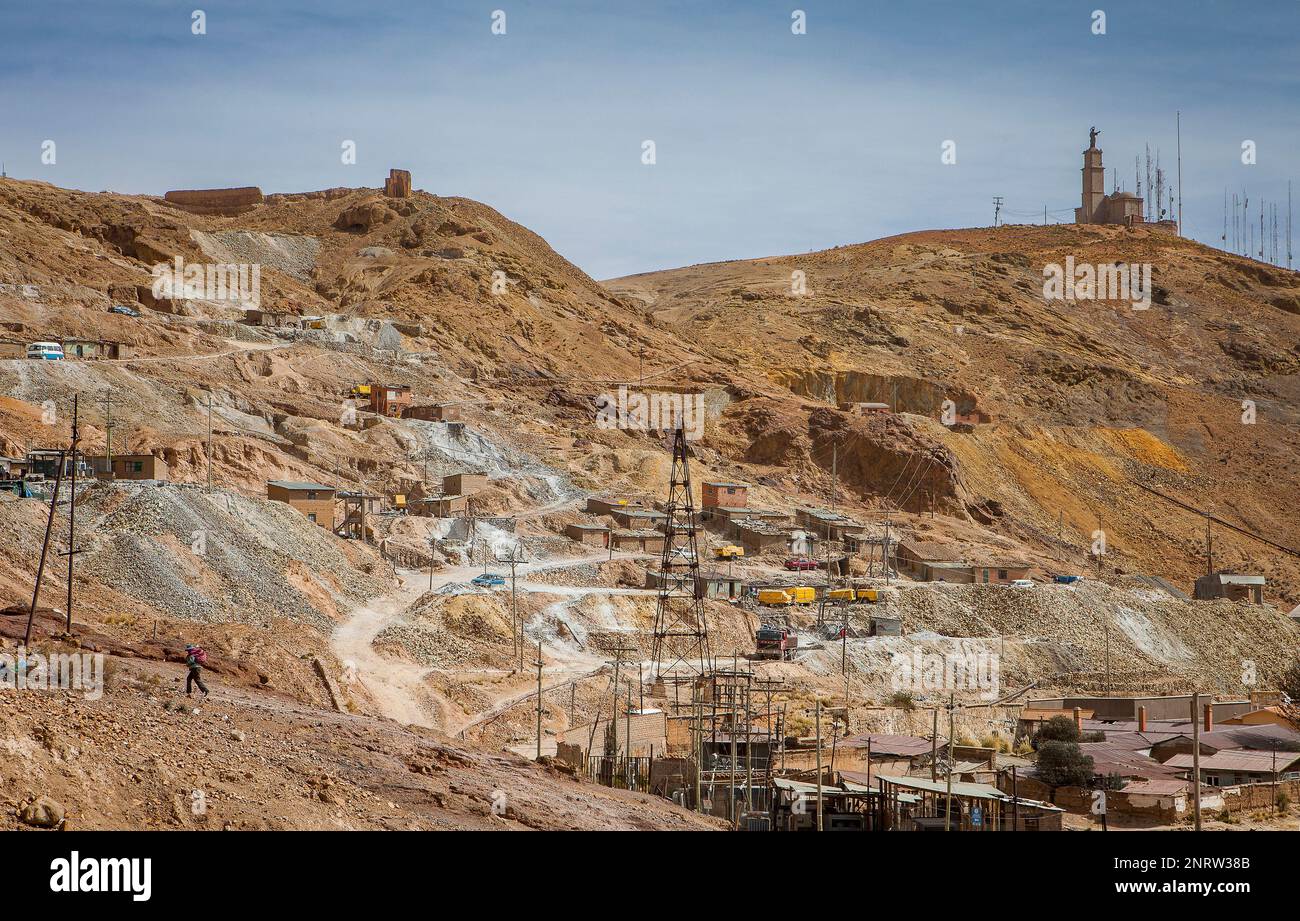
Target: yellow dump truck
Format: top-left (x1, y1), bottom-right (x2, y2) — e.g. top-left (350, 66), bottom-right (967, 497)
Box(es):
top-left (790, 586), bottom-right (817, 605)
top-left (713, 545), bottom-right (745, 559)
top-left (825, 588), bottom-right (856, 603)
top-left (756, 588), bottom-right (794, 606)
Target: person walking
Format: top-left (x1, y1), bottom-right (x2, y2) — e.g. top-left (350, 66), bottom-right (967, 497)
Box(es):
top-left (184, 644), bottom-right (210, 698)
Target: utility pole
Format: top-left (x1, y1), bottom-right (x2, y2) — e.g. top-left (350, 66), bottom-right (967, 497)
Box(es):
top-left (931, 707), bottom-right (939, 782)
top-left (1191, 692), bottom-right (1202, 831)
top-left (534, 639), bottom-right (544, 760)
top-left (25, 448), bottom-right (68, 648)
top-left (206, 392), bottom-right (214, 493)
top-left (61, 395), bottom-right (82, 634)
top-left (945, 694), bottom-right (956, 831)
top-left (101, 388), bottom-right (113, 474)
top-left (992, 196), bottom-right (1003, 228)
top-left (1176, 111), bottom-right (1183, 236)
top-left (815, 698), bottom-right (823, 831)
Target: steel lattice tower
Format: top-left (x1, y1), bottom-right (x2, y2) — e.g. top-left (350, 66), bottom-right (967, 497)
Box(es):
top-left (650, 426), bottom-right (713, 680)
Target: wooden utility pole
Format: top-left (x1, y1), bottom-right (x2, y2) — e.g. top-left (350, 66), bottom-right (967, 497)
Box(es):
top-left (815, 698), bottom-right (823, 831)
top-left (945, 694), bottom-right (955, 831)
top-left (101, 388), bottom-right (113, 473)
top-left (206, 392), bottom-right (214, 493)
top-left (25, 450), bottom-right (67, 647)
top-left (1191, 692), bottom-right (1202, 831)
top-left (931, 707), bottom-right (939, 782)
top-left (61, 395), bottom-right (82, 634)
top-left (534, 639), bottom-right (544, 760)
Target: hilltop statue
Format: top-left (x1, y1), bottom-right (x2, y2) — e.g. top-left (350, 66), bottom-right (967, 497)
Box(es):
top-left (1089, 126), bottom-right (1100, 148)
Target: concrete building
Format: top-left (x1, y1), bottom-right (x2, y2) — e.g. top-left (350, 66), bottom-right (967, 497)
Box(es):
top-left (610, 507), bottom-right (667, 529)
top-left (416, 494), bottom-right (467, 517)
top-left (369, 383), bottom-right (413, 418)
top-left (62, 338), bottom-right (128, 360)
top-left (92, 453), bottom-right (166, 481)
top-left (701, 480), bottom-right (748, 509)
top-left (267, 480), bottom-right (335, 527)
top-left (586, 496), bottom-right (646, 516)
top-left (564, 523), bottom-right (610, 547)
top-left (442, 472), bottom-right (487, 496)
top-left (1074, 127), bottom-right (1146, 226)
top-left (1194, 571), bottom-right (1265, 604)
top-left (610, 529), bottom-right (665, 554)
top-left (402, 403), bottom-right (461, 422)
top-left (1164, 749), bottom-right (1300, 787)
top-left (796, 507), bottom-right (868, 541)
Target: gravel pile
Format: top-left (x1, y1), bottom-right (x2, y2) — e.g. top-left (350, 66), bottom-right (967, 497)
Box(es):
top-left (78, 484), bottom-right (384, 630)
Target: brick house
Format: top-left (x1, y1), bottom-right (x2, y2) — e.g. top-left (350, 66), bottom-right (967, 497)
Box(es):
top-left (267, 480), bottom-right (335, 527)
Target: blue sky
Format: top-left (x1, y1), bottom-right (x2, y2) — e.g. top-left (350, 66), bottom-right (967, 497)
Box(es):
top-left (2, 0), bottom-right (1297, 277)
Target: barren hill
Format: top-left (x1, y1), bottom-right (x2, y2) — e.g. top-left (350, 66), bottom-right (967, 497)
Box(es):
top-left (3, 176), bottom-right (1299, 829)
top-left (606, 224), bottom-right (1300, 612)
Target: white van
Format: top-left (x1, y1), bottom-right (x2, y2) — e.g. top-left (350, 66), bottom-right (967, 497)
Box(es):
top-left (26, 342), bottom-right (65, 360)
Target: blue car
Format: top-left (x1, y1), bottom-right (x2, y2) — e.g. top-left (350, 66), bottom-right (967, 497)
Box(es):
top-left (1053, 574), bottom-right (1082, 584)
top-left (471, 573), bottom-right (506, 588)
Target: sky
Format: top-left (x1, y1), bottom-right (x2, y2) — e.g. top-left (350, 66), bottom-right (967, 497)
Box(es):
top-left (2, 0), bottom-right (1297, 278)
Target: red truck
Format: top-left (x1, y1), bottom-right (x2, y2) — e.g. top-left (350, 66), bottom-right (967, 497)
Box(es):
top-left (755, 625), bottom-right (797, 660)
top-left (784, 558), bottom-right (818, 571)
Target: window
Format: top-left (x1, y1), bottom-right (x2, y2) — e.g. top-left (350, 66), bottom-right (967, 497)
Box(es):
top-left (307, 513), bottom-right (317, 522)
top-left (132, 461), bottom-right (143, 473)
top-left (997, 569), bottom-right (1008, 580)
top-left (982, 569), bottom-right (990, 583)
top-left (307, 491), bottom-right (317, 500)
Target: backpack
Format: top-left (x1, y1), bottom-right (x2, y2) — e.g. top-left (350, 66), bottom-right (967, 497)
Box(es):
top-left (188, 647), bottom-right (208, 666)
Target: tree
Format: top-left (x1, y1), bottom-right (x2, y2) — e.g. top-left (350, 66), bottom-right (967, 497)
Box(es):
top-left (1033, 714), bottom-right (1080, 747)
top-left (1035, 741), bottom-right (1095, 787)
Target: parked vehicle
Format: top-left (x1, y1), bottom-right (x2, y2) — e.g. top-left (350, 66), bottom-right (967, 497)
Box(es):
top-left (825, 588), bottom-right (856, 602)
top-left (713, 544), bottom-right (744, 559)
top-left (471, 573), bottom-right (506, 588)
top-left (25, 342), bottom-right (64, 360)
top-left (1053, 574), bottom-right (1082, 584)
top-left (755, 625), bottom-right (797, 660)
top-left (784, 558), bottom-right (818, 571)
top-left (856, 588), bottom-right (879, 603)
top-left (756, 588), bottom-right (793, 606)
top-left (1010, 579), bottom-right (1034, 588)
top-left (789, 586), bottom-right (816, 605)
top-left (108, 304), bottom-right (140, 317)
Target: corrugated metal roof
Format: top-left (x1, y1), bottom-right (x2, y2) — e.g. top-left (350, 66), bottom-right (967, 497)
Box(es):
top-left (1165, 749), bottom-right (1300, 773)
top-left (839, 733), bottom-right (933, 756)
top-left (267, 480), bottom-right (334, 492)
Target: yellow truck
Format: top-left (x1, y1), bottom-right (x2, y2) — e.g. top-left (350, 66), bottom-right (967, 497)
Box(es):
top-left (825, 588), bottom-right (856, 603)
top-left (713, 545), bottom-right (745, 559)
top-left (756, 588), bottom-right (793, 606)
top-left (856, 589), bottom-right (878, 603)
top-left (790, 586), bottom-right (816, 605)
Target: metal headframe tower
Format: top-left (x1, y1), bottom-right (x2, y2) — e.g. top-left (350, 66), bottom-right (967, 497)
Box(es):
top-left (650, 425), bottom-right (712, 681)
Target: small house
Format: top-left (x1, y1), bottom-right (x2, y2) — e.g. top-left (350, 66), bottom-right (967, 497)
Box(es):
top-left (267, 480), bottom-right (335, 527)
top-left (442, 472), bottom-right (487, 496)
top-left (92, 453), bottom-right (167, 481)
top-left (1194, 571), bottom-right (1265, 604)
top-left (565, 523), bottom-right (611, 547)
top-left (701, 480), bottom-right (749, 509)
top-left (369, 383), bottom-right (413, 418)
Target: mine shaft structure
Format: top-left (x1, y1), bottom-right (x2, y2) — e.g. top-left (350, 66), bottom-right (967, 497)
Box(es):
top-left (649, 426), bottom-right (713, 682)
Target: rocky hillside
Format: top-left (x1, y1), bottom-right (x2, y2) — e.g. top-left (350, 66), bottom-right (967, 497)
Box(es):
top-left (607, 224), bottom-right (1300, 611)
